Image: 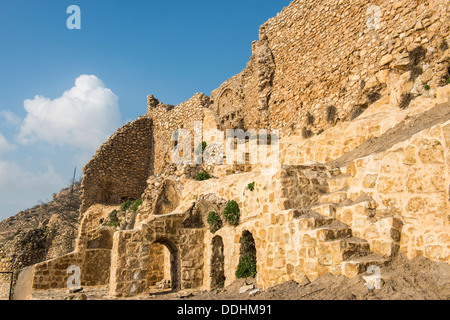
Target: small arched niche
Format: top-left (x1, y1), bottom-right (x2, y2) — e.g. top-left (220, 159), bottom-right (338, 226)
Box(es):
top-left (210, 236), bottom-right (226, 289)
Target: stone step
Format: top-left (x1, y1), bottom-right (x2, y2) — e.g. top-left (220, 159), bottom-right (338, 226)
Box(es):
top-left (295, 211), bottom-right (334, 230)
top-left (318, 237), bottom-right (371, 265)
top-left (313, 220), bottom-right (353, 242)
top-left (335, 198), bottom-right (377, 225)
top-left (310, 203), bottom-right (337, 218)
top-left (340, 237), bottom-right (371, 260)
top-left (327, 174), bottom-right (352, 193)
top-left (319, 189), bottom-right (348, 204)
top-left (335, 199), bottom-right (402, 257)
top-left (342, 254), bottom-right (391, 278)
top-left (328, 167), bottom-right (344, 177)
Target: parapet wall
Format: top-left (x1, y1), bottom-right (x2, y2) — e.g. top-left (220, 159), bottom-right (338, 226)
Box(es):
top-left (81, 116), bottom-right (154, 212)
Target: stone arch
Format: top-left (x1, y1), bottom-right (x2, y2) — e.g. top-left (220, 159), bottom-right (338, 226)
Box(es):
top-left (148, 238), bottom-right (180, 291)
top-left (210, 236), bottom-right (226, 289)
top-left (155, 180), bottom-right (181, 215)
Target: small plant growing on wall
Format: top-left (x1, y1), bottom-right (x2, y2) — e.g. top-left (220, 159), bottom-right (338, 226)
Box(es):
top-left (424, 85), bottom-right (431, 91)
top-left (195, 171), bottom-right (211, 181)
top-left (103, 210), bottom-right (121, 228)
top-left (446, 78), bottom-right (450, 85)
top-left (120, 199), bottom-right (135, 211)
top-left (247, 182), bottom-right (255, 191)
top-left (236, 231), bottom-right (257, 279)
top-left (223, 200), bottom-right (240, 226)
top-left (207, 211), bottom-right (223, 234)
top-left (130, 199), bottom-right (143, 213)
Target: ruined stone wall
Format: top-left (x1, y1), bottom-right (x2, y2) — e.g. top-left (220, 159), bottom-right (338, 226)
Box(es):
top-left (109, 215), bottom-right (205, 297)
top-left (148, 93), bottom-right (211, 175)
top-left (81, 117), bottom-right (154, 213)
top-left (31, 249), bottom-right (111, 291)
top-left (75, 205), bottom-right (118, 253)
top-left (280, 85), bottom-right (450, 166)
top-left (181, 166), bottom-right (334, 290)
top-left (211, 0), bottom-right (449, 136)
top-left (346, 119), bottom-right (450, 264)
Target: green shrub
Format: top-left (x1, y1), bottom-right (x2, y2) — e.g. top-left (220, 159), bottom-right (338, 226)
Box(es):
top-left (131, 199), bottom-right (143, 213)
top-left (223, 200), bottom-right (240, 226)
top-left (195, 171), bottom-right (211, 181)
top-left (247, 182), bottom-right (255, 192)
top-left (236, 231), bottom-right (257, 278)
top-left (446, 78), bottom-right (450, 85)
top-left (236, 253), bottom-right (257, 279)
top-left (120, 199), bottom-right (135, 211)
top-left (424, 85), bottom-right (431, 91)
top-left (207, 211), bottom-right (222, 234)
top-left (103, 210), bottom-right (121, 228)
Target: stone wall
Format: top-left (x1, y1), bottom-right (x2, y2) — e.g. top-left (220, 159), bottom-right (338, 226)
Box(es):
top-left (345, 119), bottom-right (450, 263)
top-left (31, 249), bottom-right (111, 291)
top-left (211, 0), bottom-right (450, 136)
top-left (148, 93), bottom-right (211, 175)
top-left (81, 117), bottom-right (154, 213)
top-left (109, 215), bottom-right (205, 297)
top-left (281, 86), bottom-right (450, 166)
top-left (180, 166), bottom-right (338, 290)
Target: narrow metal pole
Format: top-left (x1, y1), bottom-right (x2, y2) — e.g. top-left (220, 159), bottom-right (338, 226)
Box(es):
top-left (8, 272), bottom-right (13, 300)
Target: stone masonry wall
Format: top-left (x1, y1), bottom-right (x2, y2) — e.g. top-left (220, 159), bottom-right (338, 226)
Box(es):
top-left (109, 215), bottom-right (205, 297)
top-left (148, 93), bottom-right (211, 175)
top-left (346, 119), bottom-right (450, 263)
top-left (211, 0), bottom-right (449, 136)
top-left (81, 117), bottom-right (154, 213)
top-left (31, 249), bottom-right (111, 291)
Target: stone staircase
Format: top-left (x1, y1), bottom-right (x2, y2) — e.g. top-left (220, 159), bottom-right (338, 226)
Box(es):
top-left (293, 167), bottom-right (397, 278)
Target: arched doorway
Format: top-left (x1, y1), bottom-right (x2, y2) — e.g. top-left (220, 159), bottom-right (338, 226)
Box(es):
top-left (211, 236), bottom-right (226, 289)
top-left (147, 239), bottom-right (180, 292)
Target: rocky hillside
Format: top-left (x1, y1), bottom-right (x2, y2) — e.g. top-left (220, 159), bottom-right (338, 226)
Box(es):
top-left (0, 183), bottom-right (81, 272)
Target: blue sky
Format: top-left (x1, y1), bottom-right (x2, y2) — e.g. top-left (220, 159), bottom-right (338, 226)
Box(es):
top-left (0, 0), bottom-right (292, 220)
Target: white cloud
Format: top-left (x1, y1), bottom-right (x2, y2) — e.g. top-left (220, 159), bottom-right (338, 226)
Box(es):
top-left (0, 110), bottom-right (21, 126)
top-left (0, 133), bottom-right (16, 154)
top-left (18, 75), bottom-right (121, 150)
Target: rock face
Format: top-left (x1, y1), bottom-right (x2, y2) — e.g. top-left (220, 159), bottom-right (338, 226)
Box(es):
top-left (0, 184), bottom-right (81, 299)
top-left (5, 0), bottom-right (450, 300)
